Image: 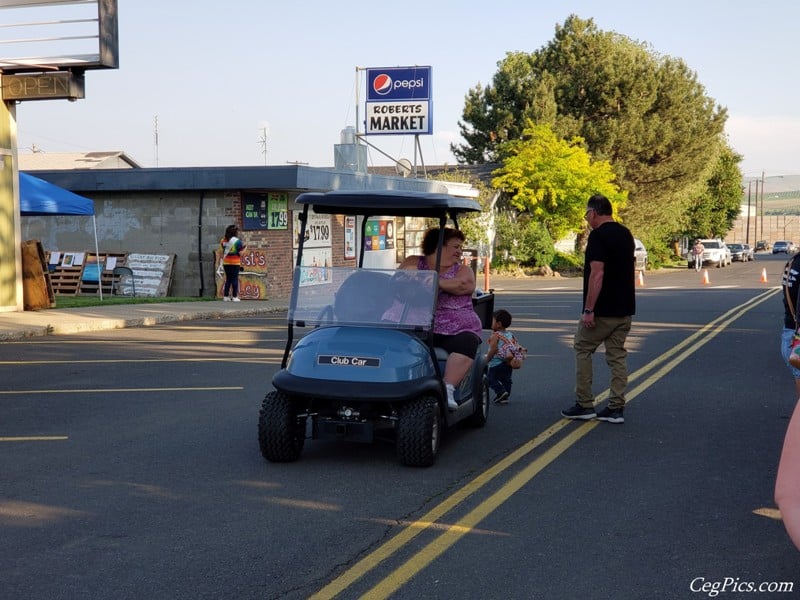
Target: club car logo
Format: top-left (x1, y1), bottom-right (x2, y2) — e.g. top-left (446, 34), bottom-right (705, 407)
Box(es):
top-left (373, 73), bottom-right (393, 96)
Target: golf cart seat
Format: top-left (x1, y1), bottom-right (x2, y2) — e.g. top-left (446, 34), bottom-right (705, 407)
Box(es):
top-left (333, 270), bottom-right (395, 324)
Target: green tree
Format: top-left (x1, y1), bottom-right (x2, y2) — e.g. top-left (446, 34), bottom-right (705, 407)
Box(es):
top-left (453, 15), bottom-right (729, 244)
top-left (493, 211), bottom-right (554, 267)
top-left (686, 146), bottom-right (744, 239)
top-left (491, 122), bottom-right (627, 242)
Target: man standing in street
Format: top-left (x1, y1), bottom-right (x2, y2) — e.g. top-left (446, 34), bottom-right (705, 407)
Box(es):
top-left (561, 194), bottom-right (636, 424)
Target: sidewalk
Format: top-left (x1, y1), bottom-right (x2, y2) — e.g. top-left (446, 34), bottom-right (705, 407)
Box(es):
top-left (0, 273), bottom-right (584, 342)
top-left (0, 298), bottom-right (290, 341)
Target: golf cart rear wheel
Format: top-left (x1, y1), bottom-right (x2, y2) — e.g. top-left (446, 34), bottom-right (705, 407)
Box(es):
top-left (396, 396), bottom-right (441, 467)
top-left (465, 372), bottom-right (490, 428)
top-left (258, 390), bottom-right (305, 462)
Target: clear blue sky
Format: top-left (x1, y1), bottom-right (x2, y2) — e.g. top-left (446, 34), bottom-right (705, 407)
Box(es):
top-left (12, 0), bottom-right (799, 178)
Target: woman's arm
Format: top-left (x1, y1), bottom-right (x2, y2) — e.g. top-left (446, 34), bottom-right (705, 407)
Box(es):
top-left (397, 255), bottom-right (420, 270)
top-left (438, 264), bottom-right (476, 296)
top-left (776, 397), bottom-right (800, 550)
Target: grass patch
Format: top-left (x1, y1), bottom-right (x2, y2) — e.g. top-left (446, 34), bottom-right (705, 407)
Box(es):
top-left (53, 296), bottom-right (215, 309)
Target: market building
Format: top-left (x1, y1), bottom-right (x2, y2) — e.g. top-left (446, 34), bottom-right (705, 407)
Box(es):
top-left (19, 151), bottom-right (478, 300)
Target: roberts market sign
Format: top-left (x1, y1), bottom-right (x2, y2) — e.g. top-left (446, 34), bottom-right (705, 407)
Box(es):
top-left (365, 66), bottom-right (432, 135)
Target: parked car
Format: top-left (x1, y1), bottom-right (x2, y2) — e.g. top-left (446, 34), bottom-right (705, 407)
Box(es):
top-left (727, 243), bottom-right (753, 262)
top-left (688, 239), bottom-right (731, 268)
top-left (773, 241), bottom-right (795, 254)
top-left (755, 240), bottom-right (770, 252)
top-left (633, 238), bottom-right (648, 272)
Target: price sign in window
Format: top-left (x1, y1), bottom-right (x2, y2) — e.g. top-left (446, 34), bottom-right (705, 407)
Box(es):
top-left (242, 192), bottom-right (288, 230)
top-left (267, 193), bottom-right (288, 230)
top-left (293, 209), bottom-right (331, 249)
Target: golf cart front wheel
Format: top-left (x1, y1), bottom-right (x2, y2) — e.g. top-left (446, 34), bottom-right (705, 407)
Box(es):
top-left (258, 390), bottom-right (306, 462)
top-left (396, 396), bottom-right (441, 467)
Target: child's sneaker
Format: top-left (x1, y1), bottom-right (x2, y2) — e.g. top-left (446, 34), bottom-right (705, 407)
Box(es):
top-left (493, 391), bottom-right (509, 404)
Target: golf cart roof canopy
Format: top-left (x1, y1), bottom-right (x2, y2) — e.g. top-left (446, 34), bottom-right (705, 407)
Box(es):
top-left (296, 190), bottom-right (481, 218)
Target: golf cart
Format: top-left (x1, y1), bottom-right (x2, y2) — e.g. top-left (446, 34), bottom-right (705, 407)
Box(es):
top-left (258, 190), bottom-right (494, 467)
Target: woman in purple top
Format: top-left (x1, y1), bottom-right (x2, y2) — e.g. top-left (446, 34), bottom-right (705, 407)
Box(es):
top-left (397, 227), bottom-right (482, 410)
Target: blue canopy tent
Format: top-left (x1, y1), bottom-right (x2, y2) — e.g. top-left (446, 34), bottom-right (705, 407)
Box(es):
top-left (19, 172), bottom-right (103, 298)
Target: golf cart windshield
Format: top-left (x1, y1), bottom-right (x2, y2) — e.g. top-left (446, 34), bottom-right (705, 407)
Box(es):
top-left (288, 266), bottom-right (437, 331)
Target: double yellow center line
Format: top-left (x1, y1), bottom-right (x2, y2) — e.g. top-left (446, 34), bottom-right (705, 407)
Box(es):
top-left (312, 287), bottom-right (780, 600)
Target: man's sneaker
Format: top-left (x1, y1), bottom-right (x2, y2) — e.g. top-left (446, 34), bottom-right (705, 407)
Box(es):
top-left (493, 391), bottom-right (509, 404)
top-left (595, 407), bottom-right (624, 424)
top-left (223, 297), bottom-right (231, 302)
top-left (232, 297), bottom-right (241, 302)
top-left (561, 403), bottom-right (596, 420)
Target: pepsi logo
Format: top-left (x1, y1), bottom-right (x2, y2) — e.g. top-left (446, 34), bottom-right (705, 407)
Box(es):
top-left (373, 74), bottom-right (393, 96)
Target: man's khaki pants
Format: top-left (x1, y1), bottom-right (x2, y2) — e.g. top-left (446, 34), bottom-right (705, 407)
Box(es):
top-left (573, 315), bottom-right (632, 411)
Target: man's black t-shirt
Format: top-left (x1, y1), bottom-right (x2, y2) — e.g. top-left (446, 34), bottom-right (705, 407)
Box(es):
top-left (583, 221), bottom-right (636, 318)
top-left (782, 254), bottom-right (800, 329)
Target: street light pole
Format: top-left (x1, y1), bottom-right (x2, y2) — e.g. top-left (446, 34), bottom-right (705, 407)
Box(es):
top-left (746, 181), bottom-right (752, 245)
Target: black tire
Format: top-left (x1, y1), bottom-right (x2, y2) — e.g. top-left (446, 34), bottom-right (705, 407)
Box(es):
top-left (465, 369), bottom-right (490, 428)
top-left (396, 396), bottom-right (441, 467)
top-left (258, 390), bottom-right (305, 462)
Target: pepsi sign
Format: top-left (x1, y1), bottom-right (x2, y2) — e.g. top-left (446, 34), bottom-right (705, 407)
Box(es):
top-left (367, 66), bottom-right (431, 101)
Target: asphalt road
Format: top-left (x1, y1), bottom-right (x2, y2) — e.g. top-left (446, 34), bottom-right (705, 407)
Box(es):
top-left (2, 253), bottom-right (799, 599)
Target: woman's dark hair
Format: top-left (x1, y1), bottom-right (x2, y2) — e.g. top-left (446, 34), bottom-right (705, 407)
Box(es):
top-left (224, 224), bottom-right (239, 239)
top-left (586, 194), bottom-right (612, 216)
top-left (421, 227), bottom-right (465, 256)
top-left (493, 309), bottom-right (512, 328)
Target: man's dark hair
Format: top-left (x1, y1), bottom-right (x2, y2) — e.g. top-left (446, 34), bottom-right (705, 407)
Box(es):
top-left (421, 227), bottom-right (465, 256)
top-left (224, 224), bottom-right (239, 239)
top-left (493, 309), bottom-right (512, 328)
top-left (587, 194), bottom-right (612, 216)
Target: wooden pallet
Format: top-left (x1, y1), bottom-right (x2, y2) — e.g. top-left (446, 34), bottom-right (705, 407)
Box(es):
top-left (21, 240), bottom-right (56, 309)
top-left (45, 251), bottom-right (84, 296)
top-left (45, 251), bottom-right (129, 296)
top-left (78, 252), bottom-right (128, 296)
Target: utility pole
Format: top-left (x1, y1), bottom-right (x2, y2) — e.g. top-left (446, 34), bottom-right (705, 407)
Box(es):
top-left (746, 181), bottom-right (752, 245)
top-left (760, 170), bottom-right (765, 241)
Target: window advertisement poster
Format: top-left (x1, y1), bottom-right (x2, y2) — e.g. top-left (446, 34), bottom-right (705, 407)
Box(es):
top-left (242, 192), bottom-right (269, 230)
top-left (344, 216), bottom-right (356, 259)
top-left (267, 193), bottom-right (288, 229)
top-left (293, 209), bottom-right (331, 249)
top-left (363, 218), bottom-right (395, 251)
top-left (292, 247), bottom-right (332, 287)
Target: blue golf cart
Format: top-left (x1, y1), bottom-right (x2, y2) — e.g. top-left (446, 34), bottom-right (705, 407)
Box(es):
top-left (258, 190), bottom-right (494, 467)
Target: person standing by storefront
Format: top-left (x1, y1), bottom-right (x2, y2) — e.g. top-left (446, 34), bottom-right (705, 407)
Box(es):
top-left (218, 224), bottom-right (246, 302)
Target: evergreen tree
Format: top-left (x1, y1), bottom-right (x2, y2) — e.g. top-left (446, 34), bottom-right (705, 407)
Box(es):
top-left (453, 15), bottom-right (733, 244)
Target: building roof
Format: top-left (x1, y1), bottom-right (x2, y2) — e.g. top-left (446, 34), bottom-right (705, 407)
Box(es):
top-left (18, 151), bottom-right (142, 171)
top-left (23, 165), bottom-right (459, 196)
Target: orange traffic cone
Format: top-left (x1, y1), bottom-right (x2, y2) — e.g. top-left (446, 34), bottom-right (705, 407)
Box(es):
top-left (760, 268), bottom-right (768, 283)
top-left (702, 269), bottom-right (710, 284)
top-left (637, 270), bottom-right (645, 287)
